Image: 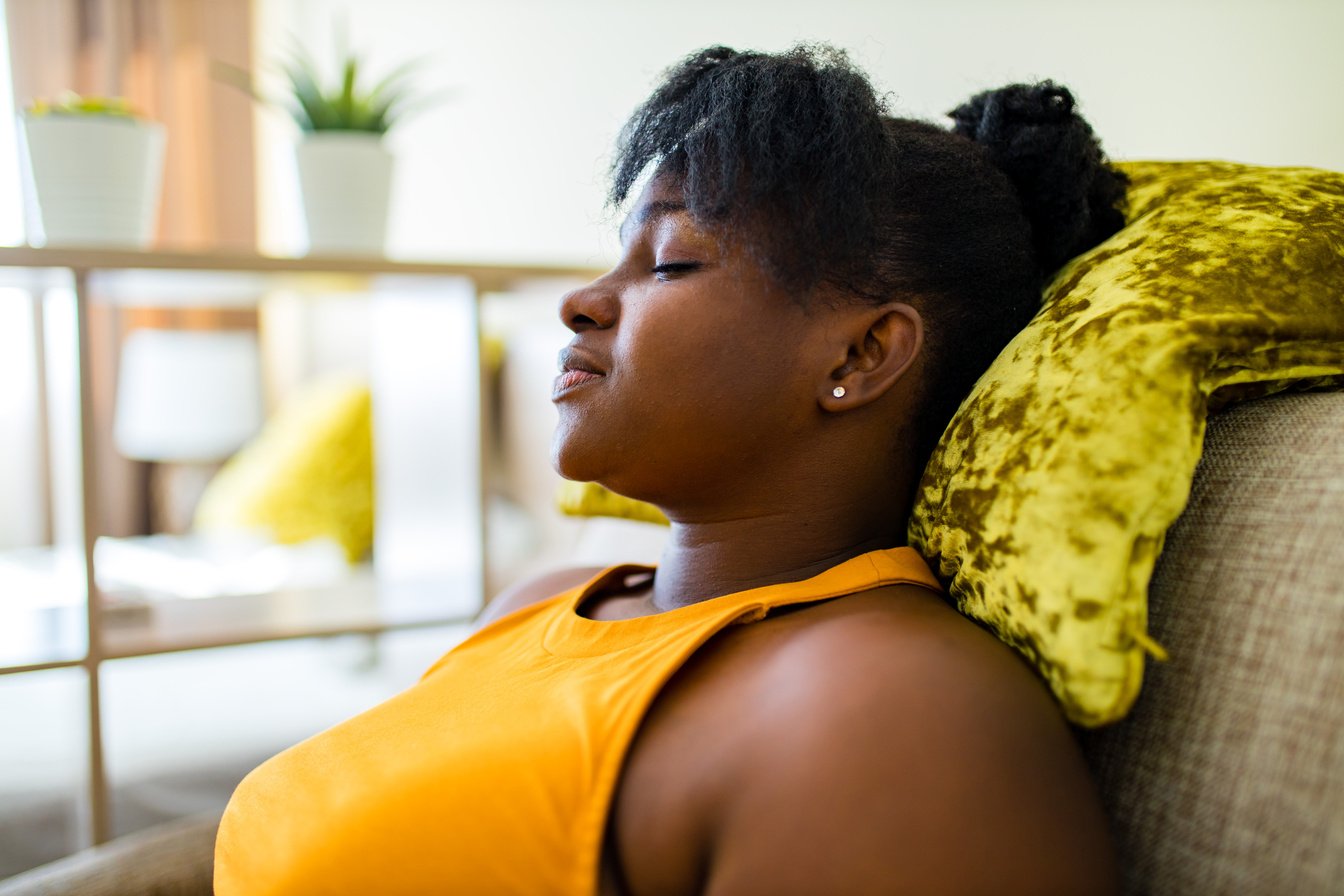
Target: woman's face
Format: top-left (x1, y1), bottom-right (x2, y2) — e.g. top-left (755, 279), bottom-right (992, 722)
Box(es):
top-left (550, 175), bottom-right (830, 513)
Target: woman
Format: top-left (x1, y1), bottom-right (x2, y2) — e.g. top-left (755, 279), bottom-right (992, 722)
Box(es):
top-left (217, 45), bottom-right (1125, 894)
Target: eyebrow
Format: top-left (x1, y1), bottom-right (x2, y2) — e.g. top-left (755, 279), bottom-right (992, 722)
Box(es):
top-left (619, 199), bottom-right (688, 245)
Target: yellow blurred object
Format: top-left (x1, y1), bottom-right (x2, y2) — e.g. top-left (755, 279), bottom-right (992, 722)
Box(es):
top-left (480, 331), bottom-right (507, 375)
top-left (555, 480), bottom-right (668, 525)
top-left (194, 377), bottom-right (375, 562)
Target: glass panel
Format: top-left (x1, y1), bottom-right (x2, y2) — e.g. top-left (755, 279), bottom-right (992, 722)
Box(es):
top-left (0, 667), bottom-right (88, 877)
top-left (0, 3), bottom-right (25, 247)
top-left (0, 544), bottom-right (87, 670)
top-left (82, 272), bottom-right (482, 656)
top-left (366, 277), bottom-right (483, 618)
top-left (0, 282), bottom-right (86, 672)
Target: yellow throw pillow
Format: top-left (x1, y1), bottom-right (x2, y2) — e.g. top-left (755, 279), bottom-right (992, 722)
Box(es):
top-left (194, 377), bottom-right (375, 562)
top-left (556, 160), bottom-right (1344, 727)
top-left (910, 160), bottom-right (1344, 726)
top-left (556, 479), bottom-right (668, 525)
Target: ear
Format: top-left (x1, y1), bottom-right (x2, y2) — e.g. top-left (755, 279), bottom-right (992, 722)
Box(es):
top-left (821, 302), bottom-right (924, 411)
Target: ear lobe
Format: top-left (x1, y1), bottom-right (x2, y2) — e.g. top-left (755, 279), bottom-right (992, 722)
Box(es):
top-left (824, 303), bottom-right (924, 410)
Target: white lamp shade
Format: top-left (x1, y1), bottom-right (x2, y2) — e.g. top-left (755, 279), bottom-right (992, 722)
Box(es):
top-left (114, 329), bottom-right (264, 462)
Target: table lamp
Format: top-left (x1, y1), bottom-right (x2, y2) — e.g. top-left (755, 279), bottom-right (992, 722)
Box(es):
top-left (114, 328), bottom-right (264, 531)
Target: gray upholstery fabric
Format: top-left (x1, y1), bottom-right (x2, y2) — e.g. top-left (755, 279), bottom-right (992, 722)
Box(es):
top-left (1079, 391), bottom-right (1344, 896)
top-left (0, 812), bottom-right (219, 896)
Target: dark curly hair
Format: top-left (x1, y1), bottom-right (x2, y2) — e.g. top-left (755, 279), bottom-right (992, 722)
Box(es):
top-left (611, 44), bottom-right (1128, 462)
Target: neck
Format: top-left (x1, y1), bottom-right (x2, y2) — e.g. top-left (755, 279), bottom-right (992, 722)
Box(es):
top-left (648, 497), bottom-right (907, 613)
top-left (638, 415), bottom-right (922, 613)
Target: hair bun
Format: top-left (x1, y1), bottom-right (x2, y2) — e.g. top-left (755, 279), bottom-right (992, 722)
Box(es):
top-left (951, 82), bottom-right (1075, 133)
top-left (949, 81), bottom-right (1127, 274)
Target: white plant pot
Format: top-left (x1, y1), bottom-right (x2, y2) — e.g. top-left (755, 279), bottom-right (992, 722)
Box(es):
top-left (295, 132), bottom-right (393, 256)
top-left (20, 115), bottom-right (166, 248)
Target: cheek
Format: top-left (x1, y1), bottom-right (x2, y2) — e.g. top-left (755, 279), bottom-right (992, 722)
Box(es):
top-left (548, 349), bottom-right (759, 488)
top-left (625, 322), bottom-right (809, 458)
top-left (549, 302), bottom-right (815, 488)
top-left (632, 300), bottom-right (794, 389)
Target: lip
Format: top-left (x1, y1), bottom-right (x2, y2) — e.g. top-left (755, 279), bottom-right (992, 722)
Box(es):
top-left (553, 368), bottom-right (603, 398)
top-left (553, 345), bottom-right (607, 399)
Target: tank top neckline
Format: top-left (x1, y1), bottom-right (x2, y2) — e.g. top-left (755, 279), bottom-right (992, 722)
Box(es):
top-left (541, 545), bottom-right (939, 658)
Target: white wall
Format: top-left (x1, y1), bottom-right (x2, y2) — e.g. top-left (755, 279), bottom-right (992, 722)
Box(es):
top-left (255, 0), bottom-right (1344, 265)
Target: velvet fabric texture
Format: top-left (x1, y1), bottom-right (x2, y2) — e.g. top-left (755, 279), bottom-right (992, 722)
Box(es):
top-left (557, 160), bottom-right (1344, 726)
top-left (910, 160), bottom-right (1344, 725)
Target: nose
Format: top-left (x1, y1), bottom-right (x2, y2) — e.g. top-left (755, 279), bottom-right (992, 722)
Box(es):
top-left (559, 276), bottom-right (618, 333)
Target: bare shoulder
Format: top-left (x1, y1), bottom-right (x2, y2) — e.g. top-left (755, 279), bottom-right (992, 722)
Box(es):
top-left (474, 565), bottom-right (605, 628)
top-left (613, 585), bottom-right (1118, 895)
top-left (722, 588), bottom-right (1117, 894)
top-left (755, 586), bottom-right (1073, 737)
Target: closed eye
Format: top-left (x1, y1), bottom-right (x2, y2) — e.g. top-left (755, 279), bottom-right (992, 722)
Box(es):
top-left (652, 262), bottom-right (700, 280)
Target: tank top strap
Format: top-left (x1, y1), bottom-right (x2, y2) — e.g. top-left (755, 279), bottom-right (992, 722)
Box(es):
top-left (541, 546), bottom-right (940, 658)
top-left (728, 545), bottom-right (942, 622)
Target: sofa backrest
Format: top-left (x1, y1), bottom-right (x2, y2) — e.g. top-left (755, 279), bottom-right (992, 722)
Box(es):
top-left (1079, 391), bottom-right (1344, 895)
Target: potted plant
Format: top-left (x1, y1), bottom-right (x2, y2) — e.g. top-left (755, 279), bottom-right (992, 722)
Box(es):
top-left (19, 93), bottom-right (166, 248)
top-left (223, 43), bottom-right (430, 256)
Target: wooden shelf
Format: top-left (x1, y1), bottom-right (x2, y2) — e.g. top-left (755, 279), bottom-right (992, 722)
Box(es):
top-left (0, 246), bottom-right (596, 847)
top-left (0, 559), bottom-right (477, 675)
top-left (0, 245), bottom-right (603, 294)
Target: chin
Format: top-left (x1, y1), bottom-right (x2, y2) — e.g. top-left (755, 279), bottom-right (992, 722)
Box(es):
top-left (550, 440), bottom-right (652, 508)
top-left (549, 424), bottom-right (604, 485)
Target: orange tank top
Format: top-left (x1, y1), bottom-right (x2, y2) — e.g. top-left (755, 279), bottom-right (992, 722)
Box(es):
top-left (213, 547), bottom-right (940, 895)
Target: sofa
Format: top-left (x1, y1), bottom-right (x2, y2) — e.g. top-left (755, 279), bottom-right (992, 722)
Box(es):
top-left (1079, 390), bottom-right (1343, 893)
top-left (1, 389), bottom-right (1339, 895)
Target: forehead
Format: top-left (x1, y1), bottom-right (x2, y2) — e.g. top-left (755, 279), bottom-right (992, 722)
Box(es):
top-left (619, 175), bottom-right (690, 245)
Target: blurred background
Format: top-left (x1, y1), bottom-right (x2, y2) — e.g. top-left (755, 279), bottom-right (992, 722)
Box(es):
top-left (1, 0), bottom-right (1341, 879)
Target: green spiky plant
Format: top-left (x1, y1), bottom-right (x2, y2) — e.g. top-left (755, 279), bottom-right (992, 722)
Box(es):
top-left (277, 43), bottom-right (424, 134)
top-left (216, 36), bottom-right (434, 136)
top-left (25, 92), bottom-right (143, 120)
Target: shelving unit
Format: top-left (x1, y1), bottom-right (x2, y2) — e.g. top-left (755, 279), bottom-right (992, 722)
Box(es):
top-left (0, 246), bottom-right (602, 847)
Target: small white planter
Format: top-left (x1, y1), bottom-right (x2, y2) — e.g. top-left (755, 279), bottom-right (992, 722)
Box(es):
top-left (20, 115), bottom-right (166, 248)
top-left (295, 131), bottom-right (393, 256)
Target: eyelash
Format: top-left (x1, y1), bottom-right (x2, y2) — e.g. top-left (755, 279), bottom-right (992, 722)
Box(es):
top-left (652, 262), bottom-right (699, 279)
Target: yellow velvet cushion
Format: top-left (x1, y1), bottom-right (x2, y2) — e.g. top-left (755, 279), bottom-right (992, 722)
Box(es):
top-left (558, 160), bottom-right (1344, 726)
top-left (911, 160), bottom-right (1344, 726)
top-left (194, 377), bottom-right (375, 562)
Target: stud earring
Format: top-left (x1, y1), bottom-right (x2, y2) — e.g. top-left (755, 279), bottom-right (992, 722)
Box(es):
top-left (832, 386), bottom-right (846, 398)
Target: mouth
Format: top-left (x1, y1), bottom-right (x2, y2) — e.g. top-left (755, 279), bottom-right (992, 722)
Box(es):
top-left (553, 368), bottom-right (603, 397)
top-left (553, 347), bottom-right (606, 399)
